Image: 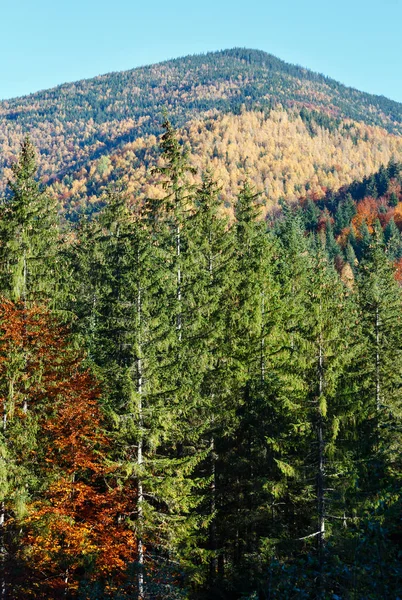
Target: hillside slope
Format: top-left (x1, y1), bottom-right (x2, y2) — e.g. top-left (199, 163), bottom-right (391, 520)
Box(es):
top-left (51, 108), bottom-right (402, 219)
top-left (1, 48), bottom-right (402, 212)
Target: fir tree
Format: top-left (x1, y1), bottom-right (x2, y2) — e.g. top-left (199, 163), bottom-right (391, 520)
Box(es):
top-left (384, 217), bottom-right (402, 261)
top-left (359, 221), bottom-right (372, 256)
top-left (388, 191), bottom-right (399, 207)
top-left (303, 198), bottom-right (320, 231)
top-left (0, 137), bottom-right (59, 304)
top-left (346, 227), bottom-right (402, 596)
top-left (376, 164), bottom-right (390, 197)
top-left (324, 216), bottom-right (341, 262)
top-left (266, 215), bottom-right (358, 598)
top-left (334, 193), bottom-right (356, 235)
top-left (345, 242), bottom-right (358, 272)
top-left (211, 181), bottom-right (285, 596)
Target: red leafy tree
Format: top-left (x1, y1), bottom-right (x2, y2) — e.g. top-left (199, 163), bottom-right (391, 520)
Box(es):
top-left (0, 301), bottom-right (137, 598)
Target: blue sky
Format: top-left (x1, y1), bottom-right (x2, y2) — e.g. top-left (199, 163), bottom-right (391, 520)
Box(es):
top-left (1, 0), bottom-right (402, 102)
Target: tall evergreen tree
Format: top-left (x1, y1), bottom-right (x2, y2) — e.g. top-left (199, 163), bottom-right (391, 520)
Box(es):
top-left (324, 216), bottom-right (341, 262)
top-left (384, 217), bottom-right (402, 261)
top-left (68, 182), bottom-right (207, 597)
top-left (264, 214), bottom-right (358, 599)
top-left (300, 250), bottom-right (356, 598)
top-left (207, 181), bottom-right (285, 597)
top-left (334, 194), bottom-right (356, 235)
top-left (0, 137), bottom-right (59, 304)
top-left (344, 226), bottom-right (402, 597)
top-left (182, 172), bottom-right (237, 589)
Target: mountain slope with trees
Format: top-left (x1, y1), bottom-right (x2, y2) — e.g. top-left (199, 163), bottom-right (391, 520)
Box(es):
top-left (1, 49), bottom-right (402, 218)
top-left (54, 108), bottom-right (402, 219)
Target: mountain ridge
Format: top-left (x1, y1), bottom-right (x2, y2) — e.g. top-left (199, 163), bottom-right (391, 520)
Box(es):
top-left (3, 48), bottom-right (402, 138)
top-left (3, 48), bottom-right (401, 109)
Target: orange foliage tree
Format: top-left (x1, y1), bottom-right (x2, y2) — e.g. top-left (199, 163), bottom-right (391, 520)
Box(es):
top-left (0, 301), bottom-right (137, 598)
top-left (351, 197), bottom-right (379, 235)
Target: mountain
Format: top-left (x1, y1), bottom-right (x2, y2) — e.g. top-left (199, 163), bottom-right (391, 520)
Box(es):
top-left (1, 48), bottom-right (402, 216)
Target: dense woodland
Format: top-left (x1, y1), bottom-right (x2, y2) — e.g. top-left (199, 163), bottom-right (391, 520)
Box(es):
top-left (0, 120), bottom-right (401, 599)
top-left (54, 108), bottom-right (402, 220)
top-left (2, 48), bottom-right (402, 217)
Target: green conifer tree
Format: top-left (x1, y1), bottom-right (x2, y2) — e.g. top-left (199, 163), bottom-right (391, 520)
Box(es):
top-left (334, 194), bottom-right (357, 235)
top-left (388, 191), bottom-right (399, 207)
top-left (303, 198), bottom-right (320, 231)
top-left (384, 217), bottom-right (402, 261)
top-left (264, 215), bottom-right (358, 598)
top-left (343, 228), bottom-right (402, 596)
top-left (209, 181), bottom-right (285, 596)
top-left (0, 137), bottom-right (59, 304)
top-left (324, 216), bottom-right (341, 262)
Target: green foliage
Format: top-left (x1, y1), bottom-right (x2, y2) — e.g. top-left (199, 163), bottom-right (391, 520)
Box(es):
top-left (0, 137), bottom-right (59, 304)
top-left (384, 217), bottom-right (402, 260)
top-left (1, 128), bottom-right (402, 599)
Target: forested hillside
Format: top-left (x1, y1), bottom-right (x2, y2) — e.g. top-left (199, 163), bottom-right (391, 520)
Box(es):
top-left (0, 121), bottom-right (401, 599)
top-left (293, 158), bottom-right (402, 273)
top-left (2, 49), bottom-right (402, 218)
top-left (55, 109), bottom-right (402, 219)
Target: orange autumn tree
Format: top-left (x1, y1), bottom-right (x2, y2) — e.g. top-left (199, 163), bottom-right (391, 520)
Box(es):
top-left (0, 300), bottom-right (137, 598)
top-left (351, 196), bottom-right (379, 235)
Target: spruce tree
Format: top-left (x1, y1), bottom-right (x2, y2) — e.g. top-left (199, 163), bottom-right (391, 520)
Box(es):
top-left (182, 173), bottom-right (236, 585)
top-left (211, 181), bottom-right (284, 596)
top-left (265, 214), bottom-right (358, 598)
top-left (345, 241), bottom-right (358, 272)
top-left (68, 181), bottom-right (206, 597)
top-left (0, 137), bottom-right (59, 304)
top-left (341, 227), bottom-right (402, 597)
top-left (301, 249), bottom-right (356, 598)
top-left (303, 198), bottom-right (320, 231)
top-left (388, 191), bottom-right (399, 207)
top-left (324, 216), bottom-right (341, 262)
top-left (384, 217), bottom-right (402, 261)
top-left (334, 194), bottom-right (356, 235)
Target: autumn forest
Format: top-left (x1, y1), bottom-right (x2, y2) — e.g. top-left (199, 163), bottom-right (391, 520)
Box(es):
top-left (1, 49), bottom-right (402, 599)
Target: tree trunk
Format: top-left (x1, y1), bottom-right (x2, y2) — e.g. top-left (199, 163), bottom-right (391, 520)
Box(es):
top-left (375, 305), bottom-right (380, 412)
top-left (22, 251), bottom-right (28, 414)
top-left (0, 379), bottom-right (11, 598)
top-left (176, 225), bottom-right (182, 341)
top-left (23, 249), bottom-right (27, 306)
top-left (137, 280), bottom-right (144, 600)
top-left (317, 338), bottom-right (325, 599)
top-left (261, 290), bottom-right (265, 383)
top-left (209, 436), bottom-right (217, 580)
top-left (0, 501), bottom-right (5, 600)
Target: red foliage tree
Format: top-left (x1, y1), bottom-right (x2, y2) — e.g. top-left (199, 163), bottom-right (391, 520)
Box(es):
top-left (0, 301), bottom-right (137, 598)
